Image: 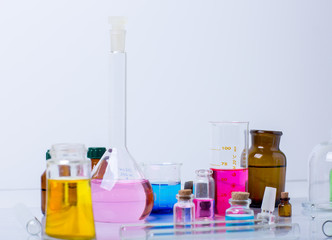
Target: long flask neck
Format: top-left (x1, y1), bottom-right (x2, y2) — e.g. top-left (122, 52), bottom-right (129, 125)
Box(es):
top-left (109, 52), bottom-right (127, 149)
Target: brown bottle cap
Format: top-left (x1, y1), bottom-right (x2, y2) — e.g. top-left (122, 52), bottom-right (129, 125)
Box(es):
top-left (281, 192), bottom-right (289, 198)
top-left (178, 189), bottom-right (192, 200)
top-left (232, 192), bottom-right (250, 200)
top-left (179, 189), bottom-right (192, 196)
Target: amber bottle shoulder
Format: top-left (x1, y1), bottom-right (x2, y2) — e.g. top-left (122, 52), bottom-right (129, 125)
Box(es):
top-left (248, 147), bottom-right (286, 167)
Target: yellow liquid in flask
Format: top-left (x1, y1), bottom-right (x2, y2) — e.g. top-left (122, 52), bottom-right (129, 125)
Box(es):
top-left (45, 178), bottom-right (95, 239)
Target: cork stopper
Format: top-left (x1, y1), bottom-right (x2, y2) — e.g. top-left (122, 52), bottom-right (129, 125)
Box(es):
top-left (178, 189), bottom-right (192, 200)
top-left (281, 192), bottom-right (289, 199)
top-left (232, 192), bottom-right (250, 200)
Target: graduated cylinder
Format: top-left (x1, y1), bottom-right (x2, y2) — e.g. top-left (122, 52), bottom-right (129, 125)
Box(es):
top-left (209, 122), bottom-right (249, 215)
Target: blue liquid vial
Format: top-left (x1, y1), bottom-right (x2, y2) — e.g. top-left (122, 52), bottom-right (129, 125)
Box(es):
top-left (225, 192), bottom-right (254, 227)
top-left (151, 182), bottom-right (181, 212)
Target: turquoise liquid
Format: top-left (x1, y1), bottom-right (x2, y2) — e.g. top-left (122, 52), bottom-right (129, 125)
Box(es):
top-left (225, 214), bottom-right (254, 226)
top-left (151, 182), bottom-right (181, 213)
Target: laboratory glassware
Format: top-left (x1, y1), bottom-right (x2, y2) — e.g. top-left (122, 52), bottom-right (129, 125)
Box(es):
top-left (120, 221), bottom-right (301, 239)
top-left (257, 187), bottom-right (276, 224)
top-left (278, 192), bottom-right (292, 217)
top-left (88, 147), bottom-right (106, 170)
top-left (142, 163), bottom-right (182, 213)
top-left (41, 150), bottom-right (51, 215)
top-left (173, 189), bottom-right (195, 224)
top-left (193, 169), bottom-right (215, 219)
top-left (209, 121), bottom-right (249, 215)
top-left (225, 192), bottom-right (254, 225)
top-left (90, 17), bottom-right (153, 222)
top-left (14, 203), bottom-right (42, 235)
top-left (248, 130), bottom-right (286, 207)
top-left (45, 143), bottom-right (95, 239)
top-left (308, 132), bottom-right (332, 208)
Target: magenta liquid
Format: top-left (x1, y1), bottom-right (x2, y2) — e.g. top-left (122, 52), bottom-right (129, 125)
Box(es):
top-left (193, 198), bottom-right (214, 219)
top-left (212, 168), bottom-right (248, 216)
top-left (91, 179), bottom-right (153, 222)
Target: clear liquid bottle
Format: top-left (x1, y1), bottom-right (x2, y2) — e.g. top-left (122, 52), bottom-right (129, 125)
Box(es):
top-left (174, 189), bottom-right (195, 224)
top-left (45, 143), bottom-right (95, 239)
top-left (193, 169), bottom-right (215, 220)
top-left (225, 192), bottom-right (254, 225)
top-left (41, 150), bottom-right (51, 215)
top-left (209, 122), bottom-right (249, 216)
top-left (91, 17), bottom-right (153, 223)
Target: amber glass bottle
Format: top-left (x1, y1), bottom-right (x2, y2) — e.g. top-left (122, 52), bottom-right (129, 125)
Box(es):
top-left (248, 130), bottom-right (286, 207)
top-left (41, 150), bottom-right (51, 214)
top-left (278, 192), bottom-right (292, 217)
top-left (88, 147), bottom-right (106, 170)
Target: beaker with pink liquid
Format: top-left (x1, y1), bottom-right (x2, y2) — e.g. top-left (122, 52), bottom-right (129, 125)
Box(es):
top-left (209, 122), bottom-right (249, 216)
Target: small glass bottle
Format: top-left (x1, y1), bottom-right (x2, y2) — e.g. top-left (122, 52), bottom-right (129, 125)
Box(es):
top-left (278, 192), bottom-right (292, 217)
top-left (41, 150), bottom-right (51, 215)
top-left (87, 147), bottom-right (106, 170)
top-left (225, 192), bottom-right (254, 225)
top-left (173, 189), bottom-right (195, 224)
top-left (193, 169), bottom-right (215, 219)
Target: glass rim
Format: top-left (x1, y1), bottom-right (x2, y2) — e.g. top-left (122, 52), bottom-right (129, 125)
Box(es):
top-left (47, 159), bottom-right (89, 164)
top-left (209, 121), bottom-right (249, 124)
top-left (142, 162), bottom-right (183, 166)
top-left (195, 169), bottom-right (213, 176)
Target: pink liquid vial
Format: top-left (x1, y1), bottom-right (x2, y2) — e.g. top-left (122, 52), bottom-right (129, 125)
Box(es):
top-left (193, 169), bottom-right (215, 219)
top-left (91, 179), bottom-right (154, 222)
top-left (173, 190), bottom-right (195, 224)
top-left (193, 198), bottom-right (215, 219)
top-left (212, 168), bottom-right (248, 216)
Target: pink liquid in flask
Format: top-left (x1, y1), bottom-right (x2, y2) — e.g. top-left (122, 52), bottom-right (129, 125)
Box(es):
top-left (91, 179), bottom-right (154, 222)
top-left (212, 168), bottom-right (248, 216)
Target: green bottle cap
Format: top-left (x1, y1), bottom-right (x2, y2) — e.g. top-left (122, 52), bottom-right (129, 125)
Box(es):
top-left (87, 147), bottom-right (106, 159)
top-left (46, 150), bottom-right (51, 160)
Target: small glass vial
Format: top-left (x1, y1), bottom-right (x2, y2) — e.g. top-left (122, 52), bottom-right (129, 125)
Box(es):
top-left (225, 192), bottom-right (254, 224)
top-left (173, 189), bottom-right (195, 224)
top-left (87, 147), bottom-right (106, 170)
top-left (278, 192), bottom-right (292, 217)
top-left (193, 169), bottom-right (215, 219)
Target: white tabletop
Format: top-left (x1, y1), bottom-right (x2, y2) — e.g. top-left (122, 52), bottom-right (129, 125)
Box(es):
top-left (0, 191), bottom-right (329, 240)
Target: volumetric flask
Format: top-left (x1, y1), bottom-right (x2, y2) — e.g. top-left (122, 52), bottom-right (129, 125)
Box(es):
top-left (90, 17), bottom-right (153, 223)
top-left (45, 143), bottom-right (95, 239)
top-left (209, 121), bottom-right (249, 216)
top-left (142, 163), bottom-right (182, 213)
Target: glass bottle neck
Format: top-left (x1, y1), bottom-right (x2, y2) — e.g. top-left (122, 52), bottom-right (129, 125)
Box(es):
top-left (109, 52), bottom-right (127, 148)
top-left (280, 198), bottom-right (290, 204)
top-left (50, 143), bottom-right (86, 160)
top-left (177, 198), bottom-right (193, 204)
top-left (251, 133), bottom-right (281, 150)
top-left (229, 199), bottom-right (251, 208)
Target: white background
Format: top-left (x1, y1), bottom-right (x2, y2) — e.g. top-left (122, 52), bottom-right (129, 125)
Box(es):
top-left (0, 0), bottom-right (331, 202)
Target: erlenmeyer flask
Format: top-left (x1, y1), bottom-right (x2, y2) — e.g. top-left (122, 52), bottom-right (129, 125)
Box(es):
top-left (91, 17), bottom-right (153, 223)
